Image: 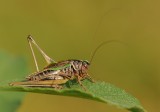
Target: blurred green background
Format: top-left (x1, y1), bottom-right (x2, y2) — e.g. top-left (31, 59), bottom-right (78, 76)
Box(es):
top-left (0, 0), bottom-right (159, 112)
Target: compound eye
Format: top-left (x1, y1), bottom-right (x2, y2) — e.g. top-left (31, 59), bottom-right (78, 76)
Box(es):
top-left (83, 60), bottom-right (90, 65)
top-left (84, 63), bottom-right (88, 68)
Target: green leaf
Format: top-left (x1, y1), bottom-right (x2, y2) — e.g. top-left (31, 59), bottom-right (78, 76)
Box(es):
top-left (0, 52), bottom-right (28, 112)
top-left (0, 78), bottom-right (146, 112)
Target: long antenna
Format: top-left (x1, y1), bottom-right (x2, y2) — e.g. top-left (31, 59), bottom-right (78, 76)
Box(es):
top-left (90, 8), bottom-right (124, 64)
top-left (93, 8), bottom-right (121, 39)
top-left (89, 40), bottom-right (128, 65)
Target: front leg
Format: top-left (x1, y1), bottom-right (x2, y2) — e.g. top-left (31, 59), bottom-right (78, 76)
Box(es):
top-left (75, 74), bottom-right (86, 91)
top-left (85, 73), bottom-right (95, 83)
top-left (81, 73), bottom-right (95, 83)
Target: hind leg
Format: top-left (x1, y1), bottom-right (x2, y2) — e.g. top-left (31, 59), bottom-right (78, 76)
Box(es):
top-left (51, 84), bottom-right (63, 89)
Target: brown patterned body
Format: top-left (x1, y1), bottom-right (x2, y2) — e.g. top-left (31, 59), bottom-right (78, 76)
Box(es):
top-left (26, 59), bottom-right (91, 86)
top-left (10, 36), bottom-right (94, 90)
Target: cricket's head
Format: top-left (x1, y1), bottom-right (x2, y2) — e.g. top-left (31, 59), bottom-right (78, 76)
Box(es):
top-left (82, 60), bottom-right (90, 71)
